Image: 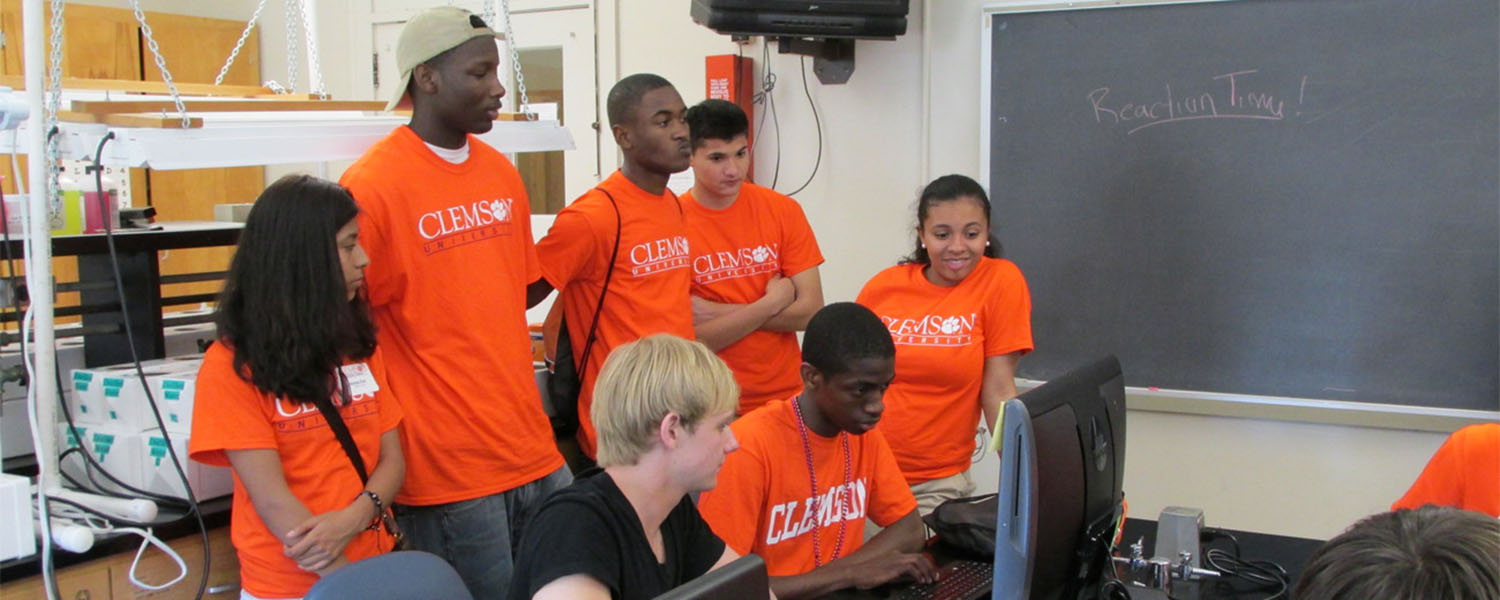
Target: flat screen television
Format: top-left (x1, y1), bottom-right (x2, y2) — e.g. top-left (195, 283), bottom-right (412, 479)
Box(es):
top-left (992, 356), bottom-right (1127, 600)
top-left (689, 0), bottom-right (910, 39)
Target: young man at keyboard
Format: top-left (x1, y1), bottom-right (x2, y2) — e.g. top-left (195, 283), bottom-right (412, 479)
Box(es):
top-left (698, 303), bottom-right (939, 598)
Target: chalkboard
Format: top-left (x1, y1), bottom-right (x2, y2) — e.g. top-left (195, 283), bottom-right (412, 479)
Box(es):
top-left (987, 0), bottom-right (1498, 411)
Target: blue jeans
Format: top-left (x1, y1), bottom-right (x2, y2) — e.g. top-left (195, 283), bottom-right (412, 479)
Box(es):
top-left (393, 466), bottom-right (572, 600)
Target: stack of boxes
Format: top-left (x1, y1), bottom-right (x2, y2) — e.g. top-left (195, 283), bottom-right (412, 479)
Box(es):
top-left (63, 355), bottom-right (232, 501)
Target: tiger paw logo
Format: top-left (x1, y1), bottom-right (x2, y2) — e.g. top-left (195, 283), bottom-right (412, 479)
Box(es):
top-left (491, 199), bottom-right (510, 222)
top-left (752, 245), bottom-right (772, 263)
top-left (940, 317), bottom-right (962, 335)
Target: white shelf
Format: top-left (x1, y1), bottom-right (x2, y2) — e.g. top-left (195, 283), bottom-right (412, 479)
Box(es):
top-left (0, 105), bottom-right (575, 170)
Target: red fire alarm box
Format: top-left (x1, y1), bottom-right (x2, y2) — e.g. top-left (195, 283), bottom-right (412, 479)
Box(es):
top-left (705, 54), bottom-right (756, 158)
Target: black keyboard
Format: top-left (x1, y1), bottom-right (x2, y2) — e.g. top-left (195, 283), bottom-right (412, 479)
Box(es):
top-left (891, 559), bottom-right (992, 600)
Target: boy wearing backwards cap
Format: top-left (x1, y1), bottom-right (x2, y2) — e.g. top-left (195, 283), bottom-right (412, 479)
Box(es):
top-left (340, 7), bottom-right (569, 599)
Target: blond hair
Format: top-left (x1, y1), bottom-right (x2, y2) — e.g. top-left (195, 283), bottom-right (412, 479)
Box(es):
top-left (591, 334), bottom-right (739, 467)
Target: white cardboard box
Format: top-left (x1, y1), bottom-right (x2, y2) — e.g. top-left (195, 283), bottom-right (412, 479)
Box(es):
top-left (138, 429), bottom-right (232, 501)
top-left (0, 472), bottom-right (34, 562)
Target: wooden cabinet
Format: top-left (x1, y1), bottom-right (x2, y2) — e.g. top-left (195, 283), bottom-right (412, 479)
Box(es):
top-left (1, 527), bottom-right (240, 599)
top-left (1, 560), bottom-right (112, 599)
top-left (0, 1), bottom-right (265, 320)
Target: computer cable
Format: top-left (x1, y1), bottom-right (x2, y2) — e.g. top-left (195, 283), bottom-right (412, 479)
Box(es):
top-left (1200, 528), bottom-right (1289, 600)
top-left (785, 55), bottom-right (823, 197)
top-left (754, 39), bottom-right (782, 190)
top-left (57, 445), bottom-right (191, 509)
top-left (89, 131), bottom-right (211, 600)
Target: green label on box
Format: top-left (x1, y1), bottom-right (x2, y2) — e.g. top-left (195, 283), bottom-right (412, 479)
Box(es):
top-left (162, 380), bottom-right (186, 391)
top-left (92, 433), bottom-right (114, 458)
top-left (148, 437), bottom-right (168, 466)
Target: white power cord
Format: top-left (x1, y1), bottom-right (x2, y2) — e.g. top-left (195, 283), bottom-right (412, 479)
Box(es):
top-left (40, 503), bottom-right (189, 591)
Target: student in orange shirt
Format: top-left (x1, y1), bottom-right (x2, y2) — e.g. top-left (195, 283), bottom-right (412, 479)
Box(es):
top-left (856, 174), bottom-right (1033, 514)
top-left (699, 303), bottom-right (938, 599)
top-left (339, 8), bottom-right (569, 598)
top-left (681, 99), bottom-right (825, 414)
top-left (1390, 423), bottom-right (1500, 517)
top-left (530, 74), bottom-right (696, 461)
top-left (190, 175), bottom-right (404, 600)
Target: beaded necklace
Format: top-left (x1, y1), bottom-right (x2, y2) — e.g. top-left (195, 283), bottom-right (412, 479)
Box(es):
top-left (791, 396), bottom-right (853, 567)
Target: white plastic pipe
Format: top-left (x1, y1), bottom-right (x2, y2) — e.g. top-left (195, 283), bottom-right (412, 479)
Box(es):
top-left (23, 0), bottom-right (58, 493)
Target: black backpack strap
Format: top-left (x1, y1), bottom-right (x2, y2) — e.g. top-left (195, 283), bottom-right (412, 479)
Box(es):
top-left (312, 370), bottom-right (369, 484)
top-left (576, 189), bottom-right (621, 379)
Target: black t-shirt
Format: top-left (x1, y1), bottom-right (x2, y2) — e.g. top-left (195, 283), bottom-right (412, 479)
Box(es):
top-left (509, 469), bottom-right (727, 599)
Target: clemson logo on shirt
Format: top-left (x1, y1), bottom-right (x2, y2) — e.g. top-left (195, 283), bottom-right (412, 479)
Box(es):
top-left (418, 198), bottom-right (515, 255)
top-left (881, 313), bottom-right (978, 347)
top-left (272, 391), bottom-right (378, 434)
top-left (630, 236), bottom-right (691, 277)
top-left (763, 478), bottom-right (869, 546)
top-left (693, 243), bottom-right (782, 284)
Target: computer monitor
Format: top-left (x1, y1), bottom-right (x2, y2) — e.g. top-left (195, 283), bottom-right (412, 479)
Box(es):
top-left (992, 356), bottom-right (1127, 600)
top-left (652, 554), bottom-right (769, 600)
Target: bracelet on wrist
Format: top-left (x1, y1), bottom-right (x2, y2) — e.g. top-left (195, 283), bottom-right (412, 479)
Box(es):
top-left (360, 490), bottom-right (384, 530)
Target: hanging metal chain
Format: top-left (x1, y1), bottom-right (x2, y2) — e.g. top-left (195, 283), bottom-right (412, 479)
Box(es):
top-left (498, 0), bottom-right (531, 118)
top-left (214, 0), bottom-right (268, 86)
top-left (129, 0), bottom-right (191, 128)
top-left (301, 0), bottom-right (326, 98)
top-left (283, 0), bottom-right (301, 94)
top-left (481, 0), bottom-right (496, 33)
top-left (45, 0), bottom-right (64, 217)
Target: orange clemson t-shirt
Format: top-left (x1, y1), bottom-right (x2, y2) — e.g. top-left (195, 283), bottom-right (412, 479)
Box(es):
top-left (341, 126), bottom-right (563, 505)
top-left (697, 399), bottom-right (917, 577)
top-left (681, 182), bottom-right (824, 414)
top-left (856, 257), bottom-right (1033, 484)
top-left (1391, 423), bottom-right (1500, 517)
top-left (537, 170), bottom-right (695, 458)
top-left (189, 343), bottom-right (401, 600)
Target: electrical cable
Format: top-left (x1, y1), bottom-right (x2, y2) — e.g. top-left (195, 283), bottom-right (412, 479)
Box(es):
top-left (1200, 528), bottom-right (1289, 600)
top-left (785, 55), bottom-right (823, 197)
top-left (43, 495), bottom-right (179, 530)
top-left (88, 131), bottom-right (210, 600)
top-left (57, 445), bottom-right (191, 508)
top-left (754, 39), bottom-right (782, 189)
top-left (44, 499), bottom-right (189, 590)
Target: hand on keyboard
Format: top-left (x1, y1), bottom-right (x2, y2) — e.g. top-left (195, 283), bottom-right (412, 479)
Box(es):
top-left (889, 560), bottom-right (994, 600)
top-left (851, 552), bottom-right (940, 589)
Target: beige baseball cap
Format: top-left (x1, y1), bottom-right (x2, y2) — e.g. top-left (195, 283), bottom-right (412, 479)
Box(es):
top-left (386, 7), bottom-right (502, 111)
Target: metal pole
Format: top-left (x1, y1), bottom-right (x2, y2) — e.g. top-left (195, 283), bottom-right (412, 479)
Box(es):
top-left (23, 0), bottom-right (59, 494)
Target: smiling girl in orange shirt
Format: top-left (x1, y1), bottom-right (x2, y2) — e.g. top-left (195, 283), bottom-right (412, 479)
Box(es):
top-left (856, 174), bottom-right (1033, 513)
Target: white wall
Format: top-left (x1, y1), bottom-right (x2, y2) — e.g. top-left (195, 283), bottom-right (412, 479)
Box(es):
top-left (109, 0), bottom-right (1457, 541)
top-left (598, 0), bottom-right (1455, 541)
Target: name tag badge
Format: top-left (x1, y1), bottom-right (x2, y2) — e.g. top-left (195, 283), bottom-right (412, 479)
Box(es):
top-left (340, 363), bottom-right (380, 396)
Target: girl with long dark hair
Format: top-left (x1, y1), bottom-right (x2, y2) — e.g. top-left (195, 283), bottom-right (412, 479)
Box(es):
top-left (189, 175), bottom-right (405, 600)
